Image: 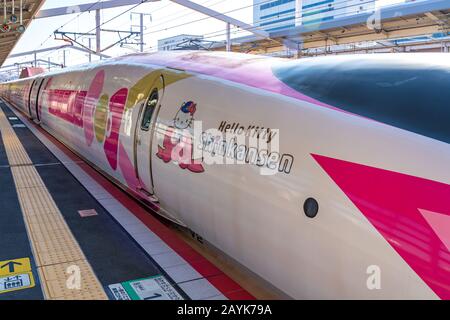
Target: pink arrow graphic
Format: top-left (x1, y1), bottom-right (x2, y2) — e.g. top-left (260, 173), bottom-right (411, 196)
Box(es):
top-left (312, 154), bottom-right (450, 299)
top-left (419, 209), bottom-right (450, 252)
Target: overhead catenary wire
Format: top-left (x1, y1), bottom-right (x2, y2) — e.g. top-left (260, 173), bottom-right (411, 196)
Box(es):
top-left (19, 0), bottom-right (289, 65)
top-left (151, 0), bottom-right (440, 54)
top-left (143, 0), bottom-right (226, 31)
top-left (75, 0), bottom-right (149, 43)
top-left (62, 0), bottom-right (259, 56)
top-left (142, 0), bottom-right (274, 37)
top-left (22, 0), bottom-right (106, 68)
top-left (35, 0), bottom-right (103, 51)
top-left (74, 0), bottom-right (226, 52)
top-left (195, 0), bottom-right (412, 43)
top-left (108, 0), bottom-right (224, 38)
top-left (16, 0), bottom-right (414, 68)
top-left (68, 0), bottom-right (376, 55)
top-left (167, 0), bottom-right (402, 54)
top-left (144, 0), bottom-right (379, 40)
top-left (35, 0), bottom-right (148, 64)
top-left (174, 0), bottom-right (396, 46)
top-left (135, 0), bottom-right (281, 51)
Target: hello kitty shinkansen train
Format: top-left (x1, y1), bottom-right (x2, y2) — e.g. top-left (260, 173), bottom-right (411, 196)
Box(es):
top-left (1, 51), bottom-right (450, 299)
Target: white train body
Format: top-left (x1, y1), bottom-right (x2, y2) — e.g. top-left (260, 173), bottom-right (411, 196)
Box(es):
top-left (1, 51), bottom-right (450, 299)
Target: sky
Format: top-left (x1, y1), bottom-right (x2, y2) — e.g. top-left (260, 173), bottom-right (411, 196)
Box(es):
top-left (4, 0), bottom-right (407, 69)
top-left (7, 0), bottom-right (255, 67)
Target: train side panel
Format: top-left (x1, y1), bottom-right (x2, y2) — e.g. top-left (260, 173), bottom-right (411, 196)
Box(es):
top-left (151, 74), bottom-right (442, 299)
top-left (37, 65), bottom-right (150, 190)
top-left (1, 53), bottom-right (449, 299)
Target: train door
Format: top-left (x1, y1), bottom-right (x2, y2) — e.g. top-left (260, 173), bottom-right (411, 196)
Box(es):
top-left (34, 78), bottom-right (47, 123)
top-left (29, 79), bottom-right (40, 120)
top-left (27, 79), bottom-right (36, 117)
top-left (134, 75), bottom-right (165, 201)
top-left (29, 77), bottom-right (45, 122)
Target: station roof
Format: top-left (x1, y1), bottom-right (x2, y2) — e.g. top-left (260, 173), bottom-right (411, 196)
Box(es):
top-left (214, 0), bottom-right (450, 54)
top-left (0, 0), bottom-right (45, 67)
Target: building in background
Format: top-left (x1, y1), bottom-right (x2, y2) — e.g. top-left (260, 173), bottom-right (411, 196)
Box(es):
top-left (157, 34), bottom-right (204, 51)
top-left (254, 0), bottom-right (389, 32)
top-left (251, 0), bottom-right (445, 59)
top-left (253, 0), bottom-right (297, 32)
top-left (301, 0), bottom-right (376, 26)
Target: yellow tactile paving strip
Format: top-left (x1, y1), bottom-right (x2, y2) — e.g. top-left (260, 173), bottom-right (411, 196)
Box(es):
top-left (0, 107), bottom-right (108, 300)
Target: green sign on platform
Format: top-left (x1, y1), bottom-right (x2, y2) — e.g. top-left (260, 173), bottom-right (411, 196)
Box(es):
top-left (109, 275), bottom-right (184, 300)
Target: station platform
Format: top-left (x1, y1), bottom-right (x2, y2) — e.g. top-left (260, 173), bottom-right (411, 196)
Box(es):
top-left (0, 98), bottom-right (255, 300)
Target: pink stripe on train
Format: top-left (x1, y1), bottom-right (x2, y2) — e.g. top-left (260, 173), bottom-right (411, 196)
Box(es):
top-left (117, 51), bottom-right (354, 115)
top-left (313, 154), bottom-right (450, 299)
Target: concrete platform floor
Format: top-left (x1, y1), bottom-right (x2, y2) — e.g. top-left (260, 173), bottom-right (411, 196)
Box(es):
top-left (0, 99), bottom-right (256, 300)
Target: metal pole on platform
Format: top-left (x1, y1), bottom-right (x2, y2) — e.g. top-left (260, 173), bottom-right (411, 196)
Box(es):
top-left (140, 13), bottom-right (144, 52)
top-left (226, 22), bottom-right (231, 52)
top-left (63, 50), bottom-right (66, 67)
top-left (88, 38), bottom-right (92, 62)
top-left (34, 52), bottom-right (37, 67)
top-left (96, 9), bottom-right (101, 53)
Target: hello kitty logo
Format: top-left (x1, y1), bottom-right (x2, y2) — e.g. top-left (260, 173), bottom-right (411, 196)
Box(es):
top-left (174, 101), bottom-right (196, 129)
top-left (156, 101), bottom-right (204, 173)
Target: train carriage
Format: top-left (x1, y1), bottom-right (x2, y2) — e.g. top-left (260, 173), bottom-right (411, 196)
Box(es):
top-left (1, 51), bottom-right (450, 299)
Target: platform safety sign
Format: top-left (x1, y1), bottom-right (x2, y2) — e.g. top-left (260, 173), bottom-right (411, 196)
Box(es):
top-left (0, 257), bottom-right (35, 294)
top-left (108, 275), bottom-right (184, 300)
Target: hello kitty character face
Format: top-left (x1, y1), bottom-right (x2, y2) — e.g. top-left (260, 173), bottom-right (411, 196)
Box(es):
top-left (174, 101), bottom-right (196, 129)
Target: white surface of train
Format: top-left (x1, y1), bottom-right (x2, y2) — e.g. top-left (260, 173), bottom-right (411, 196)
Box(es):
top-left (1, 51), bottom-right (449, 299)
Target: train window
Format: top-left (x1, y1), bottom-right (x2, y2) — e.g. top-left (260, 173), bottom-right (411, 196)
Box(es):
top-left (272, 56), bottom-right (450, 145)
top-left (140, 89), bottom-right (158, 131)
